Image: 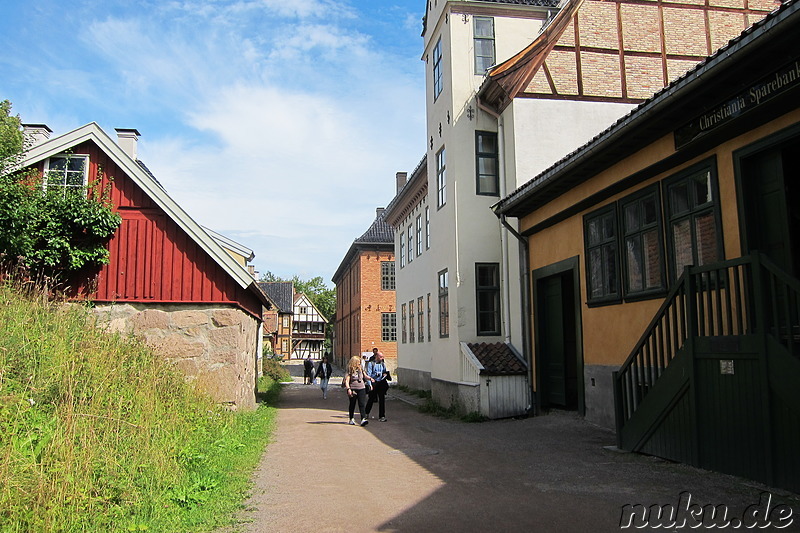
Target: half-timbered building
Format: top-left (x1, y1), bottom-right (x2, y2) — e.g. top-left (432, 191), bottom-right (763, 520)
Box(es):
top-left (292, 292), bottom-right (327, 359)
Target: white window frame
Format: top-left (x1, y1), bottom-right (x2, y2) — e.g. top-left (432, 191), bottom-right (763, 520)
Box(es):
top-left (43, 154), bottom-right (89, 195)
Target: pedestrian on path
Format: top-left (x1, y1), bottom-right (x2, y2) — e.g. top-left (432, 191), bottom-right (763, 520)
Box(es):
top-left (344, 355), bottom-right (374, 426)
top-left (315, 354), bottom-right (333, 399)
top-left (303, 355), bottom-right (313, 385)
top-left (365, 349), bottom-right (390, 422)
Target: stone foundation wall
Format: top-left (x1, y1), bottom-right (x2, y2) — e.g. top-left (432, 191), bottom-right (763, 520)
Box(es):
top-left (431, 378), bottom-right (480, 415)
top-left (92, 303), bottom-right (259, 410)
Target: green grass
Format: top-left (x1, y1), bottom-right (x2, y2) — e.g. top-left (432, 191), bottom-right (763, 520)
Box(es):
top-left (0, 281), bottom-right (278, 532)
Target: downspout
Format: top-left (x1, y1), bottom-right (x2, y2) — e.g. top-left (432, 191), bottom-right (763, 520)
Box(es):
top-left (479, 96), bottom-right (535, 415)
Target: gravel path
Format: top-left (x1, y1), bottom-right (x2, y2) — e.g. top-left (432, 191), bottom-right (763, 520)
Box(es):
top-left (221, 361), bottom-right (800, 532)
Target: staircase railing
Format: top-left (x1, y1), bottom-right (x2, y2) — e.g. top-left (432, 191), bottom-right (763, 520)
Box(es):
top-left (759, 254), bottom-right (800, 359)
top-left (614, 256), bottom-right (758, 425)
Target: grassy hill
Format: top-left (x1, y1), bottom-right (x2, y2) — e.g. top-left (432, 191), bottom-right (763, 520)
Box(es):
top-left (0, 282), bottom-right (279, 532)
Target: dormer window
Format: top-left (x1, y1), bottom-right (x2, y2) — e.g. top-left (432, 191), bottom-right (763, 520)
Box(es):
top-left (44, 155), bottom-right (88, 195)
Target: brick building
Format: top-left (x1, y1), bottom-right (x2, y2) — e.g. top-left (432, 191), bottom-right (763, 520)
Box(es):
top-left (332, 208), bottom-right (397, 369)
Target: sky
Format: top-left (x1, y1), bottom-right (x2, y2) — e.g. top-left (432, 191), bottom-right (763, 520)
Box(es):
top-left (0, 0), bottom-right (427, 284)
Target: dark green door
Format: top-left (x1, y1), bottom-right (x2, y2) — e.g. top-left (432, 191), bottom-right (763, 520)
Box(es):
top-left (741, 141), bottom-right (800, 277)
top-left (538, 273), bottom-right (578, 410)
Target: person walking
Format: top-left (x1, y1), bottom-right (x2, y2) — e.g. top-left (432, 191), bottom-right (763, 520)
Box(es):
top-left (365, 349), bottom-right (390, 422)
top-left (315, 354), bottom-right (333, 399)
top-left (303, 355), bottom-right (313, 385)
top-left (344, 355), bottom-right (374, 426)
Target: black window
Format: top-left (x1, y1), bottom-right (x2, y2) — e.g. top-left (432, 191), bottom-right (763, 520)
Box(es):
top-left (381, 261), bottom-right (395, 290)
top-left (476, 263), bottom-right (500, 335)
top-left (437, 148), bottom-right (446, 208)
top-left (476, 131), bottom-right (499, 196)
top-left (584, 205), bottom-right (620, 304)
top-left (401, 303), bottom-right (407, 343)
top-left (664, 163), bottom-right (722, 280)
top-left (382, 312), bottom-right (397, 342)
top-left (621, 186), bottom-right (665, 296)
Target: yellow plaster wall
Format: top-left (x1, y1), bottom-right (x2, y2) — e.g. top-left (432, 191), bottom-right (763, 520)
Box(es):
top-left (523, 108), bottom-right (800, 368)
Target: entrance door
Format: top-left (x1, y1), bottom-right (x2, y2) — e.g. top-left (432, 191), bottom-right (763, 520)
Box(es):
top-left (537, 271), bottom-right (578, 410)
top-left (741, 139), bottom-right (800, 277)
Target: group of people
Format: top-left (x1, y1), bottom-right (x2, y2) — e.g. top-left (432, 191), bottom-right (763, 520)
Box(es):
top-left (301, 348), bottom-right (390, 426)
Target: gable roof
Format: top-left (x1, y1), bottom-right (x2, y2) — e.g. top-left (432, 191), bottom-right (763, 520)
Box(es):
top-left (293, 292), bottom-right (329, 324)
top-left (493, 0), bottom-right (800, 218)
top-left (258, 281), bottom-right (294, 313)
top-left (20, 122), bottom-right (272, 309)
top-left (331, 208), bottom-right (395, 283)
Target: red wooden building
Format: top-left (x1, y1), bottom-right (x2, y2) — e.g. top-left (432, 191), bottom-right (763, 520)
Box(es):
top-left (20, 123), bottom-right (273, 409)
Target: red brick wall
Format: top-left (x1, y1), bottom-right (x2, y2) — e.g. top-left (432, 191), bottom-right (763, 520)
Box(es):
top-left (334, 250), bottom-right (396, 368)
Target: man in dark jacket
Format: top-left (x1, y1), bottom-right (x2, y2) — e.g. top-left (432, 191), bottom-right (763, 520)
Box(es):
top-left (303, 355), bottom-right (314, 385)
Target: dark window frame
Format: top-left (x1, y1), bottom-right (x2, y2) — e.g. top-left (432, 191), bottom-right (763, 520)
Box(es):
top-left (663, 159), bottom-right (724, 283)
top-left (584, 204), bottom-right (621, 306)
top-left (475, 130), bottom-right (499, 196)
top-left (620, 185), bottom-right (667, 299)
top-left (475, 262), bottom-right (501, 336)
top-left (436, 147), bottom-right (446, 209)
top-left (381, 312), bottom-right (397, 342)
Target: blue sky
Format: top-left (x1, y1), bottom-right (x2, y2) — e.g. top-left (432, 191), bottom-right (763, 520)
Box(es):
top-left (0, 0), bottom-right (427, 283)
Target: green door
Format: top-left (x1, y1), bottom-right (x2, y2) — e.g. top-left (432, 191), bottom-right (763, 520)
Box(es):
top-left (538, 273), bottom-right (578, 409)
top-left (741, 139), bottom-right (800, 277)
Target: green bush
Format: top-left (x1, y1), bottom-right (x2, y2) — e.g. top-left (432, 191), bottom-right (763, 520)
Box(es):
top-left (0, 282), bottom-right (278, 532)
top-left (261, 358), bottom-right (291, 383)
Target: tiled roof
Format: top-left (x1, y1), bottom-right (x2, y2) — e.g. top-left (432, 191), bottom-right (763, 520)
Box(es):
top-left (468, 342), bottom-right (527, 375)
top-left (258, 281), bottom-right (294, 313)
top-left (355, 209), bottom-right (393, 244)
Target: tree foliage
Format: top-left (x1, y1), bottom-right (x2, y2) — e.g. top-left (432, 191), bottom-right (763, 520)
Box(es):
top-left (0, 100), bottom-right (121, 282)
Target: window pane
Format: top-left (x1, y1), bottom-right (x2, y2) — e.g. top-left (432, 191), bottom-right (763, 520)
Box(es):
top-left (602, 214), bottom-right (615, 240)
top-left (642, 229), bottom-right (662, 289)
top-left (626, 236), bottom-right (643, 292)
top-left (670, 183), bottom-right (689, 215)
top-left (642, 196), bottom-right (658, 225)
top-left (477, 133), bottom-right (496, 154)
top-left (589, 248), bottom-right (604, 298)
top-left (587, 218), bottom-right (601, 246)
top-left (478, 174), bottom-right (498, 195)
top-left (478, 156), bottom-right (496, 176)
top-left (624, 203), bottom-right (640, 232)
top-left (692, 172), bottom-right (712, 206)
top-left (672, 219), bottom-right (693, 274)
top-left (474, 17), bottom-right (493, 37)
top-left (695, 212), bottom-right (718, 265)
top-left (604, 243), bottom-right (618, 295)
top-left (475, 40), bottom-right (494, 57)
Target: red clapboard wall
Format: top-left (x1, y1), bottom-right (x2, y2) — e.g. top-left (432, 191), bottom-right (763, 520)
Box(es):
top-left (50, 140), bottom-right (263, 319)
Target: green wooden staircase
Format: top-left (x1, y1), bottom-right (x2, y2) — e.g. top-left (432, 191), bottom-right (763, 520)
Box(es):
top-left (613, 253), bottom-right (800, 492)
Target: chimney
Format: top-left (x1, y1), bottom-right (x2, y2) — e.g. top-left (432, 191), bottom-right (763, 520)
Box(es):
top-left (21, 124), bottom-right (52, 147)
top-left (376, 207), bottom-right (385, 219)
top-left (115, 128), bottom-right (141, 160)
top-left (396, 171), bottom-right (407, 194)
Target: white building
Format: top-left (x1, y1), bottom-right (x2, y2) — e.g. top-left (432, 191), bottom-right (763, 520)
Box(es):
top-left (386, 0), bottom-right (771, 419)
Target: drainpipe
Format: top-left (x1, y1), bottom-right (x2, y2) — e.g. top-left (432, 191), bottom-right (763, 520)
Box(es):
top-left (479, 96), bottom-right (536, 415)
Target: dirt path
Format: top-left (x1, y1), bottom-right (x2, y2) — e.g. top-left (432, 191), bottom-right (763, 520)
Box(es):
top-left (222, 361), bottom-right (800, 532)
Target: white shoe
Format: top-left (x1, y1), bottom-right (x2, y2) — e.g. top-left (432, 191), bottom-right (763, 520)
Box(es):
top-left (379, 417), bottom-right (387, 422)
top-left (360, 419), bottom-right (369, 426)
top-left (349, 419), bottom-right (356, 425)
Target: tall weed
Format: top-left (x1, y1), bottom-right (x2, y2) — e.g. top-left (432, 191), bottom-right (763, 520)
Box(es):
top-left (0, 282), bottom-right (276, 532)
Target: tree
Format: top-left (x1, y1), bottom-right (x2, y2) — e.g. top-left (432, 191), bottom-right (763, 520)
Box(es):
top-left (0, 100), bottom-right (121, 282)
